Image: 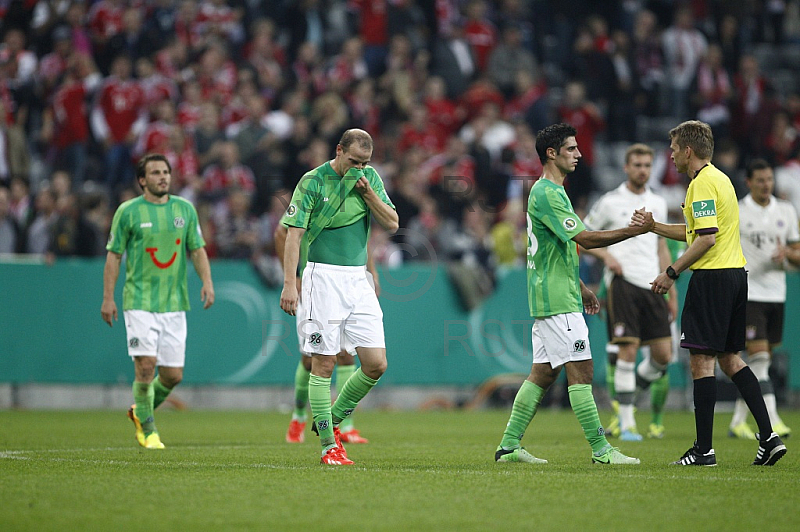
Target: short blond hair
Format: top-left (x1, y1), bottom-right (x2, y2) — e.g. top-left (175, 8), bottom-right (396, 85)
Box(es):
top-left (668, 120), bottom-right (714, 159)
top-left (625, 143), bottom-right (654, 164)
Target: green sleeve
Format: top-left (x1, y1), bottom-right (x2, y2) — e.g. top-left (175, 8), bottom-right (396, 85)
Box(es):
top-left (366, 167), bottom-right (395, 209)
top-left (186, 204), bottom-right (206, 250)
top-left (282, 173), bottom-right (319, 228)
top-left (538, 187), bottom-right (585, 243)
top-left (107, 205), bottom-right (130, 254)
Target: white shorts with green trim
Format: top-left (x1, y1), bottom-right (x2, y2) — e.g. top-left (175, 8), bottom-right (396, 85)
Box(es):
top-left (123, 310), bottom-right (186, 367)
top-left (532, 312), bottom-right (592, 368)
top-left (298, 262), bottom-right (384, 356)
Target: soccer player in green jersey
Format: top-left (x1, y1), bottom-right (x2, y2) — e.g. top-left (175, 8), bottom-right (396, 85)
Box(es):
top-left (495, 123), bottom-right (653, 465)
top-left (274, 223), bottom-right (379, 444)
top-left (101, 153), bottom-right (214, 449)
top-left (279, 129), bottom-right (398, 465)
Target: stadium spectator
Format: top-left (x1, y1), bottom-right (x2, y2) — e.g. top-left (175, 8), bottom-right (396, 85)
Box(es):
top-left (0, 99), bottom-right (30, 186)
top-left (661, 6), bottom-right (707, 120)
top-left (0, 185), bottom-right (21, 253)
top-left (348, 0), bottom-right (390, 77)
top-left (691, 44), bottom-right (733, 139)
top-left (607, 29), bottom-right (639, 142)
top-left (49, 192), bottom-right (101, 257)
top-left (631, 9), bottom-right (665, 117)
top-left (25, 186), bottom-right (57, 255)
top-left (488, 22), bottom-right (538, 98)
top-left (462, 0), bottom-right (497, 73)
top-left (731, 54), bottom-right (782, 161)
top-left (431, 21), bottom-right (477, 100)
top-left (423, 75), bottom-right (464, 137)
top-left (201, 141), bottom-right (256, 205)
top-left (91, 54), bottom-right (146, 190)
top-left (213, 187), bottom-right (259, 260)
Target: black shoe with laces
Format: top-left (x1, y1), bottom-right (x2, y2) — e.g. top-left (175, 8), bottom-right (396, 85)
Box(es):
top-left (753, 432), bottom-right (787, 466)
top-left (671, 442), bottom-right (716, 466)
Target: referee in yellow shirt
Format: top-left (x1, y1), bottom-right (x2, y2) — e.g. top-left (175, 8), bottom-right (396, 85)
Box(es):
top-left (632, 120), bottom-right (787, 466)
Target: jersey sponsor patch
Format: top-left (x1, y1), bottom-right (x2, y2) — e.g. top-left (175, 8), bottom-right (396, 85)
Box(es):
top-left (563, 217), bottom-right (577, 231)
top-left (286, 204), bottom-right (297, 217)
top-left (692, 200), bottom-right (716, 218)
top-left (140, 222), bottom-right (152, 228)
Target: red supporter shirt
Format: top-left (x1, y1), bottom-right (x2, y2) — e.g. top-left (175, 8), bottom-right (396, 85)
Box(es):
top-left (97, 77), bottom-right (144, 143)
top-left (464, 20), bottom-right (496, 72)
top-left (202, 164), bottom-right (256, 194)
top-left (349, 0), bottom-right (388, 46)
top-left (52, 81), bottom-right (90, 148)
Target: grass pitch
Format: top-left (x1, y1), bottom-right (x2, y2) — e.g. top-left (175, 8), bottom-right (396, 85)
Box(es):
top-left (1, 409), bottom-right (798, 531)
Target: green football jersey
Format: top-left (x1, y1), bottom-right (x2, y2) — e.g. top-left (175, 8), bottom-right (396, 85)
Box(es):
top-left (281, 162), bottom-right (394, 266)
top-left (107, 195), bottom-right (205, 312)
top-left (526, 179), bottom-right (586, 317)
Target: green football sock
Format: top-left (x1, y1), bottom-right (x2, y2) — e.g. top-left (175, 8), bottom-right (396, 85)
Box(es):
top-left (650, 373), bottom-right (669, 426)
top-left (569, 384), bottom-right (608, 454)
top-left (132, 381), bottom-right (156, 436)
top-left (500, 380), bottom-right (545, 449)
top-left (606, 362), bottom-right (616, 399)
top-left (308, 374), bottom-right (335, 450)
top-left (331, 368), bottom-right (378, 425)
top-left (335, 364), bottom-right (357, 431)
top-left (293, 360), bottom-right (311, 420)
top-left (152, 377), bottom-right (173, 410)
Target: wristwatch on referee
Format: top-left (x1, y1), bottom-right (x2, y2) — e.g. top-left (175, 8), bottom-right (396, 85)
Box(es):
top-left (665, 265), bottom-right (679, 280)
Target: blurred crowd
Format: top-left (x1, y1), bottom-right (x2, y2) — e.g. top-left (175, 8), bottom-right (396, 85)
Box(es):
top-left (1, 0), bottom-right (800, 288)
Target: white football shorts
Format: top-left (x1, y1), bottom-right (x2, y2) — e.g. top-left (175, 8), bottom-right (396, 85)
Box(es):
top-left (298, 262), bottom-right (385, 356)
top-left (532, 312), bottom-right (592, 368)
top-left (296, 295), bottom-right (357, 357)
top-left (123, 310), bottom-right (187, 367)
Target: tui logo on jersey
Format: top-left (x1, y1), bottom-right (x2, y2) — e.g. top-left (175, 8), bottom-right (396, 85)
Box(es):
top-left (691, 200), bottom-right (716, 219)
top-left (573, 339), bottom-right (586, 352)
top-left (563, 217), bottom-right (577, 231)
top-left (173, 217), bottom-right (185, 228)
top-left (146, 238), bottom-right (181, 269)
top-left (286, 204), bottom-right (297, 217)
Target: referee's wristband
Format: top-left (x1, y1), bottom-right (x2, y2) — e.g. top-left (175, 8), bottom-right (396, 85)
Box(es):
top-left (665, 265), bottom-right (679, 280)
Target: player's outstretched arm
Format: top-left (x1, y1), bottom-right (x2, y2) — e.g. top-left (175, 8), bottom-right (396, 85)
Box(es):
top-left (573, 211), bottom-right (653, 249)
top-left (101, 251), bottom-right (122, 326)
top-left (631, 208), bottom-right (686, 241)
top-left (579, 280), bottom-right (600, 315)
top-left (191, 247), bottom-right (215, 309)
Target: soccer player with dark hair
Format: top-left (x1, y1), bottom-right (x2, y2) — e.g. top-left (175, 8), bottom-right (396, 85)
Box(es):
top-left (101, 153), bottom-right (215, 449)
top-left (728, 159), bottom-right (800, 440)
top-left (279, 129), bottom-right (398, 465)
top-left (495, 123), bottom-right (652, 465)
top-left (633, 120), bottom-right (787, 466)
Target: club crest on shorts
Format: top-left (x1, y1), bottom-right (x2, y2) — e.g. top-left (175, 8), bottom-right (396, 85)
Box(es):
top-left (129, 338), bottom-right (139, 348)
top-left (173, 216), bottom-right (185, 228)
top-left (573, 339), bottom-right (586, 352)
top-left (563, 217), bottom-right (577, 231)
top-left (309, 332), bottom-right (322, 346)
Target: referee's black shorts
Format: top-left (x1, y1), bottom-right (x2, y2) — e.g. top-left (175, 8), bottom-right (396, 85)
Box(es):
top-left (680, 268), bottom-right (747, 354)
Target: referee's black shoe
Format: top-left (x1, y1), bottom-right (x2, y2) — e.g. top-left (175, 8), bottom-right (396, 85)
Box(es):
top-left (671, 442), bottom-right (716, 466)
top-left (753, 432), bottom-right (787, 466)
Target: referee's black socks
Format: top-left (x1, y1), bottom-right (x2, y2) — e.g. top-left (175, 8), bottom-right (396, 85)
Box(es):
top-left (732, 367), bottom-right (773, 439)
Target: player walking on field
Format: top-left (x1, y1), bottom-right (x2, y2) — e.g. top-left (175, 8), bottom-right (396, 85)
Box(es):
top-left (583, 143), bottom-right (676, 441)
top-left (495, 123), bottom-right (651, 465)
top-left (728, 159), bottom-right (800, 440)
top-left (632, 120), bottom-right (786, 466)
top-left (279, 129), bottom-right (398, 465)
top-left (101, 153), bottom-right (214, 449)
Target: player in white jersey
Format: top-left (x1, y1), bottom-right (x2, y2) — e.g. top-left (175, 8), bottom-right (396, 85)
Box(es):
top-left (583, 144), bottom-right (677, 440)
top-left (728, 159), bottom-right (800, 440)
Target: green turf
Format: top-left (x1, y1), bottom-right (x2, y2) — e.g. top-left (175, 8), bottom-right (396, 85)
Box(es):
top-left (1, 409), bottom-right (798, 531)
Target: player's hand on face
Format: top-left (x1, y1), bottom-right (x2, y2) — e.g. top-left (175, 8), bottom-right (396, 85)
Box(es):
top-left (354, 176), bottom-right (371, 195)
top-left (201, 284), bottom-right (215, 309)
top-left (101, 300), bottom-right (118, 327)
top-left (280, 284), bottom-right (299, 316)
